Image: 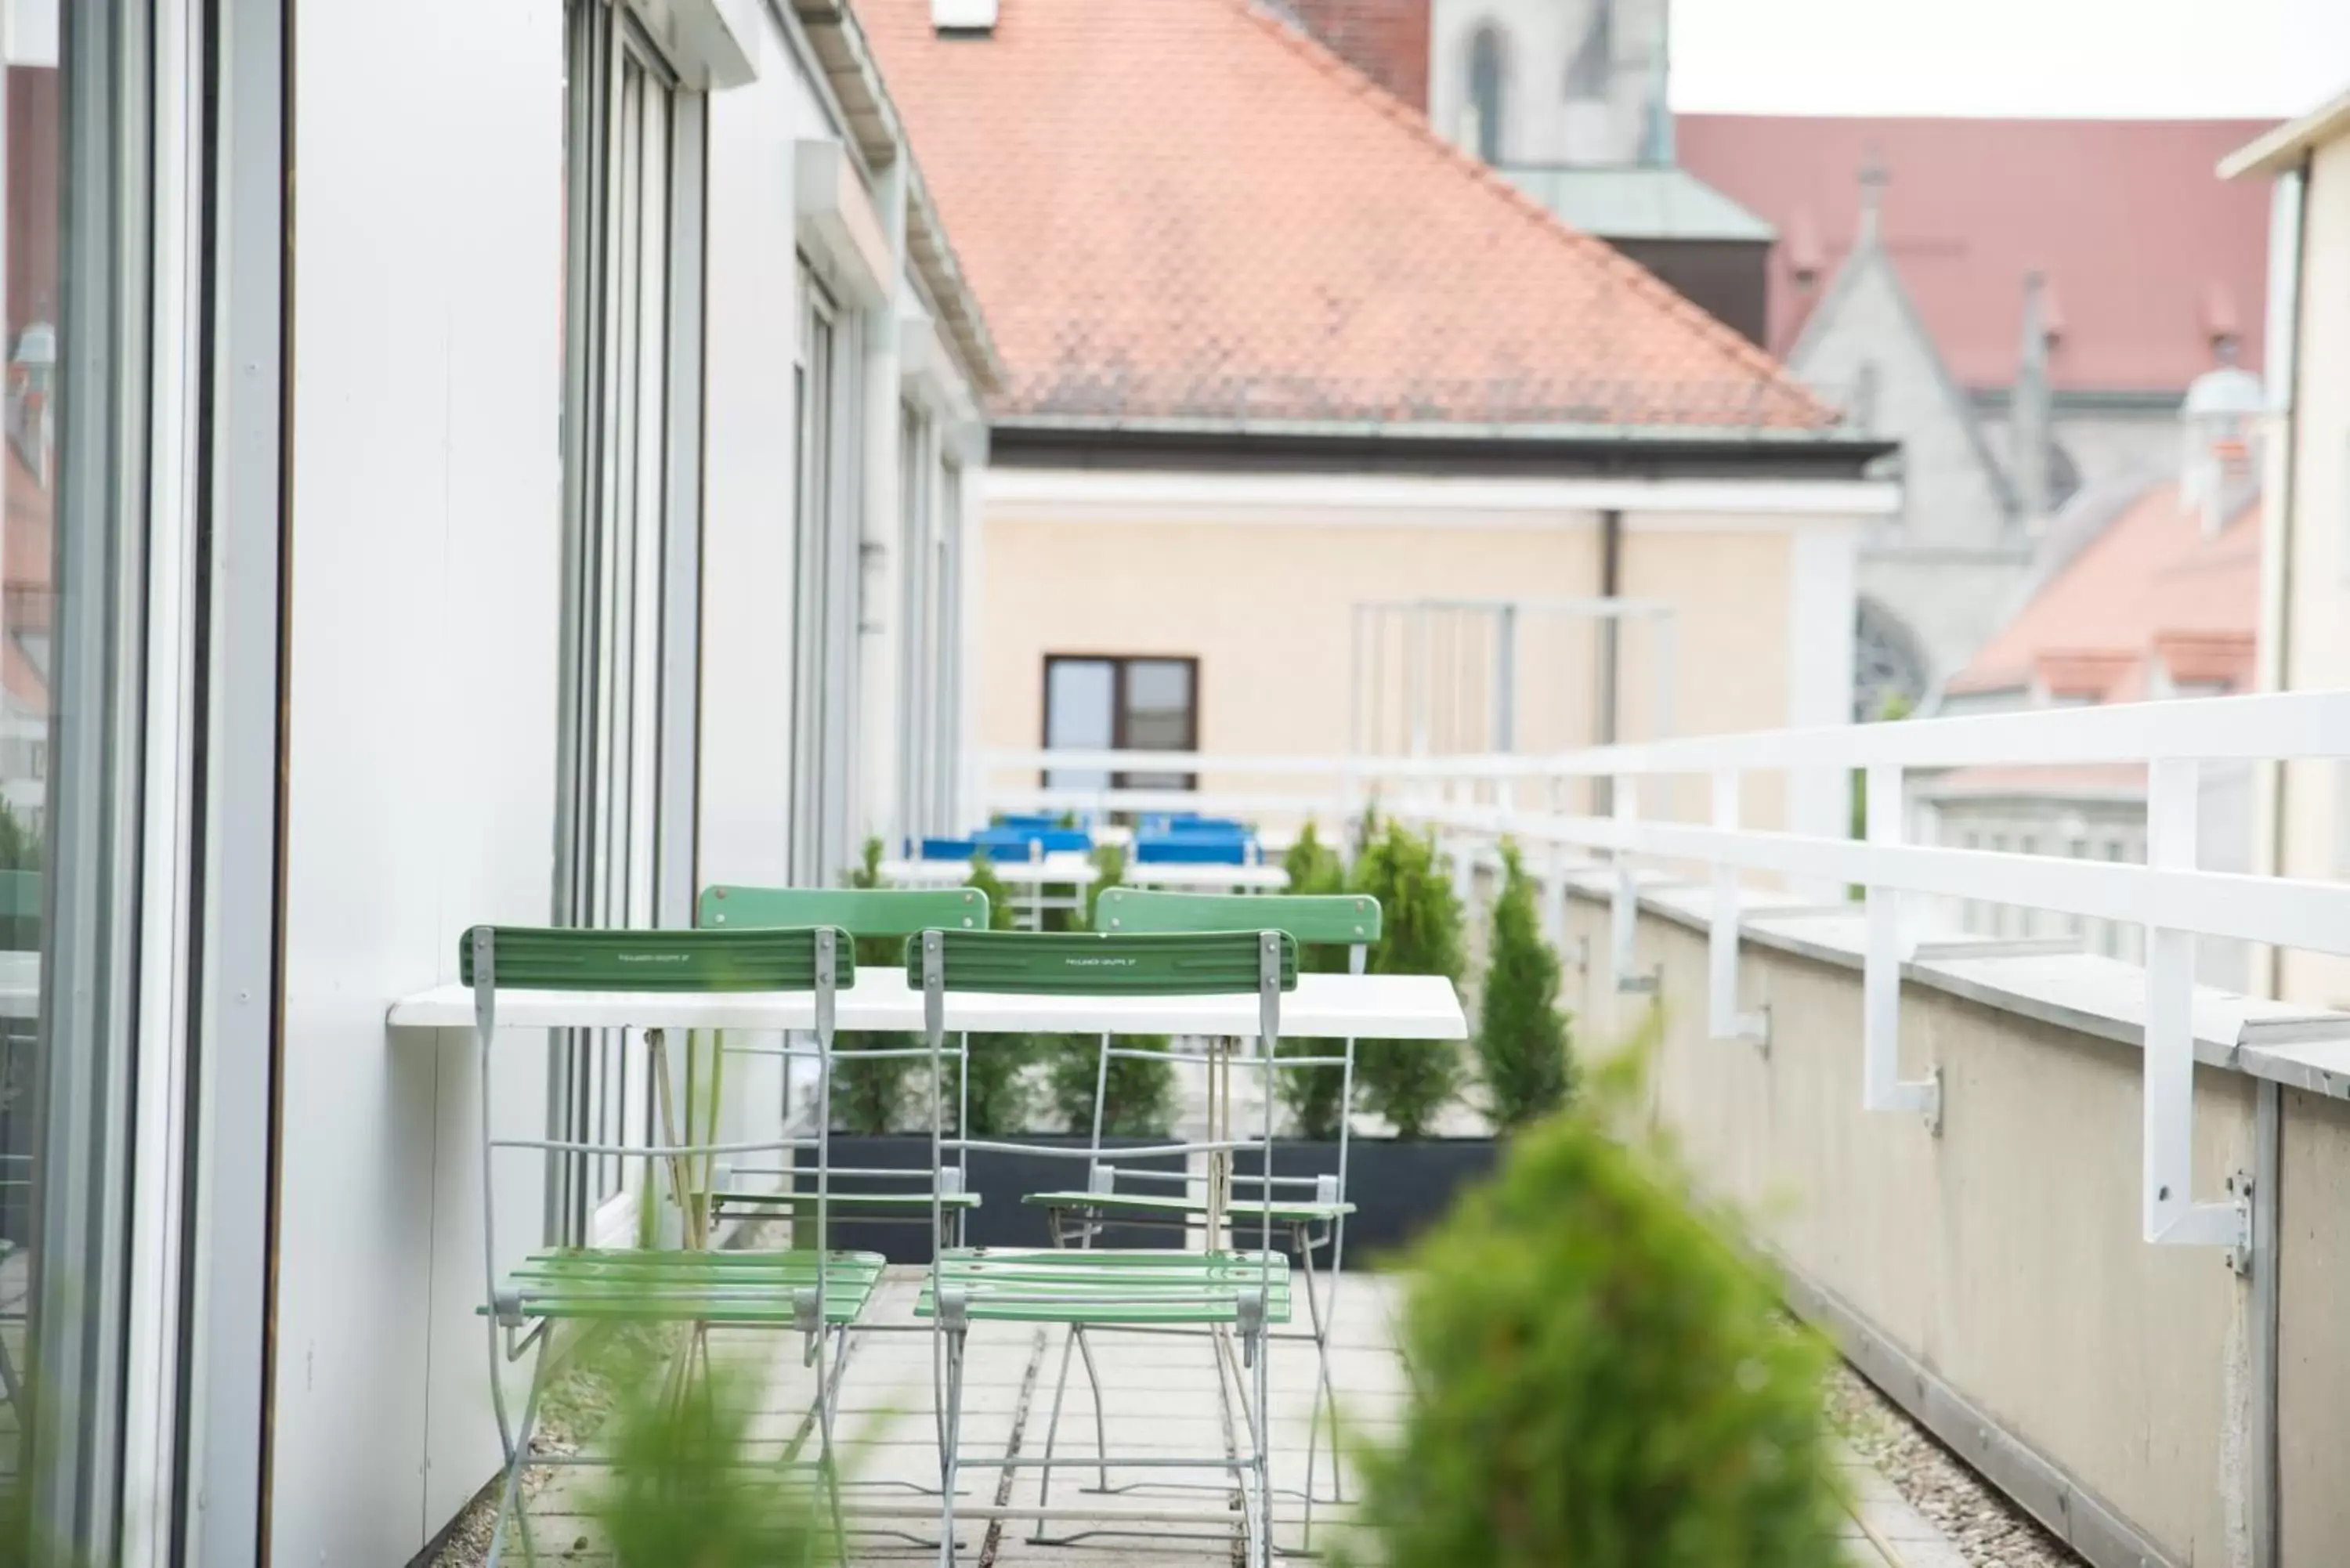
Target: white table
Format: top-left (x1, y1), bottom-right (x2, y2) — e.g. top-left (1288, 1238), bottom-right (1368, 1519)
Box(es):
top-left (386, 970), bottom-right (1464, 1041)
top-left (390, 970), bottom-right (1465, 1263)
top-left (879, 855), bottom-right (1099, 930)
top-left (0, 952), bottom-right (37, 1021)
top-left (1118, 862), bottom-right (1291, 893)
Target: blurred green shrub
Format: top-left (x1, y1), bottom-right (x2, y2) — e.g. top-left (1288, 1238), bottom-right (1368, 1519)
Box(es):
top-left (592, 1340), bottom-right (830, 1566)
top-left (1350, 1047), bottom-right (1845, 1568)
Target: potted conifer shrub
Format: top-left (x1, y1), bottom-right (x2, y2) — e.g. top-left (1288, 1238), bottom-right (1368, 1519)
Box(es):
top-left (801, 843), bottom-right (1048, 1261)
top-left (1246, 818), bottom-right (1499, 1258)
top-left (1473, 841), bottom-right (1574, 1129)
top-left (1348, 1046), bottom-right (1846, 1568)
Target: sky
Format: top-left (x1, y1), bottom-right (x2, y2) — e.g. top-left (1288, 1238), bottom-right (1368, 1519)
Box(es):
top-left (1671, 0), bottom-right (2350, 119)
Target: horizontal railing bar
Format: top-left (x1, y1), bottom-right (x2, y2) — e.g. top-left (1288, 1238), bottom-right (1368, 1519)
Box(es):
top-left (944, 1137), bottom-right (1269, 1158)
top-left (1099, 1168), bottom-right (1327, 1190)
top-left (989, 786), bottom-right (1347, 817)
top-left (989, 692), bottom-right (2350, 780)
top-left (982, 749), bottom-right (1351, 777)
top-left (721, 1166), bottom-right (957, 1181)
top-left (490, 1136), bottom-right (804, 1158)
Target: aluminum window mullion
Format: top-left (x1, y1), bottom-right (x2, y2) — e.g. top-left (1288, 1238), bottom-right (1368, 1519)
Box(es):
top-left (40, 0), bottom-right (157, 1555)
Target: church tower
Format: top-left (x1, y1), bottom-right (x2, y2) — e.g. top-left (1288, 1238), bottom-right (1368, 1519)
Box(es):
top-left (1428, 0), bottom-right (1670, 170)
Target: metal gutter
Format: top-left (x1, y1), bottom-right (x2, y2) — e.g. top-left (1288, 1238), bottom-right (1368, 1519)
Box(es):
top-left (786, 0), bottom-right (1004, 395)
top-left (989, 420), bottom-right (1896, 480)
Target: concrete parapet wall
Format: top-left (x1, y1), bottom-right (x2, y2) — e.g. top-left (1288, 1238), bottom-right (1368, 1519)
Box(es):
top-left (1473, 857), bottom-right (2350, 1568)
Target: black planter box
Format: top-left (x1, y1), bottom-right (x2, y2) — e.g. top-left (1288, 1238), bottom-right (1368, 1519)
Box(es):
top-left (788, 1133), bottom-right (1187, 1263)
top-left (1235, 1136), bottom-right (1499, 1262)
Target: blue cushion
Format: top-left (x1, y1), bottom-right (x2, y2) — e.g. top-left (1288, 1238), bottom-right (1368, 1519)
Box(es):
top-left (1134, 836), bottom-right (1249, 865)
top-left (920, 837), bottom-right (978, 861)
top-left (973, 827), bottom-right (1092, 857)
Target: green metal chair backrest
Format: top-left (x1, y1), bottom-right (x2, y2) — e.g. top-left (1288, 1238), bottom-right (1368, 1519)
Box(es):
top-left (1091, 887), bottom-right (1379, 948)
top-left (902, 928), bottom-right (1297, 996)
top-left (698, 883), bottom-right (989, 938)
top-left (459, 925), bottom-right (854, 992)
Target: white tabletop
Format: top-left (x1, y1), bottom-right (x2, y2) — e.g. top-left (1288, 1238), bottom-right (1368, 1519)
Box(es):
top-left (0, 951), bottom-right (34, 1021)
top-left (1117, 862), bottom-right (1291, 892)
top-left (880, 856), bottom-right (1101, 888)
top-left (385, 970), bottom-right (1464, 1040)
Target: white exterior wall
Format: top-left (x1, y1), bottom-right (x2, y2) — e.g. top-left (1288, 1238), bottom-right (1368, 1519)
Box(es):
top-left (267, 5), bottom-right (989, 1559)
top-left (276, 0), bottom-right (564, 1558)
top-left (2273, 134), bottom-right (2350, 1008)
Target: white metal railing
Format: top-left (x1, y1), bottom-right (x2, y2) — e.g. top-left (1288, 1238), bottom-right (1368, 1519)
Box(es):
top-left (981, 691), bottom-right (2350, 1259)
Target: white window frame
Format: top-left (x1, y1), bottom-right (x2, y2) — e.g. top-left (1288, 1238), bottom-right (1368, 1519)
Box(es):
top-left (552, 1), bottom-right (704, 1247)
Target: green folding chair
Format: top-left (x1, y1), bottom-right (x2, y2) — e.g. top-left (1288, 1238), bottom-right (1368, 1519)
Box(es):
top-left (909, 927), bottom-right (1298, 1568)
top-left (1026, 887), bottom-right (1378, 1548)
top-left (464, 923), bottom-right (879, 1567)
top-left (699, 884), bottom-right (992, 1252)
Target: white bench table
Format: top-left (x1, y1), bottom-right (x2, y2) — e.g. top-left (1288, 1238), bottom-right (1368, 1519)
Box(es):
top-left (386, 969), bottom-right (1463, 1041)
top-left (1117, 862), bottom-right (1291, 893)
top-left (878, 855), bottom-right (1099, 929)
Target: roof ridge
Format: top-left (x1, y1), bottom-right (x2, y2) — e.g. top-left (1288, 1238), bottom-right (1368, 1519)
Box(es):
top-left (1231, 0), bottom-right (1835, 427)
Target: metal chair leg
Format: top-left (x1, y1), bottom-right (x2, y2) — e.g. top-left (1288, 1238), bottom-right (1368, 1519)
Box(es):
top-left (1029, 1322), bottom-right (1080, 1537)
top-left (1073, 1324), bottom-right (1112, 1493)
top-left (485, 1325), bottom-right (554, 1568)
top-left (937, 1311), bottom-right (968, 1568)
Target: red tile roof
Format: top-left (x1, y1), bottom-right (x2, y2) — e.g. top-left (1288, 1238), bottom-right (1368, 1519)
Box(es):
top-left (1676, 116), bottom-right (2276, 394)
top-left (1947, 479), bottom-right (2260, 705)
top-left (862, 0), bottom-right (1833, 431)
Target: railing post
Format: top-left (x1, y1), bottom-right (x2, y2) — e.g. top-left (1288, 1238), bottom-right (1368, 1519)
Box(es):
top-left (2142, 756), bottom-right (2251, 1257)
top-left (1863, 763), bottom-right (1940, 1129)
top-left (1708, 770), bottom-right (1766, 1046)
top-left (1543, 836), bottom-right (1567, 948)
top-left (1611, 771), bottom-right (1650, 994)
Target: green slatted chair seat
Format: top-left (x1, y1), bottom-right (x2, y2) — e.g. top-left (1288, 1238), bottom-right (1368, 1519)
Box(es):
top-left (713, 1189), bottom-right (982, 1212)
top-left (497, 1248), bottom-right (884, 1326)
top-left (1021, 1190), bottom-right (1350, 1224)
top-left (913, 1248), bottom-right (1292, 1325)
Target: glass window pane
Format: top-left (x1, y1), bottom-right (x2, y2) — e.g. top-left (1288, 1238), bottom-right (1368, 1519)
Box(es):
top-left (1122, 659), bottom-right (1192, 750)
top-left (1045, 659), bottom-right (1114, 791)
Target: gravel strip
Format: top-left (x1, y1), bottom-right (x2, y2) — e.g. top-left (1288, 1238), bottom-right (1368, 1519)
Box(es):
top-left (427, 1320), bottom-right (682, 1567)
top-left (1825, 1362), bottom-right (2084, 1568)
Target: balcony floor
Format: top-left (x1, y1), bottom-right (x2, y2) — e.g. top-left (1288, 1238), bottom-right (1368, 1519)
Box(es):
top-left (508, 1269), bottom-right (1964, 1566)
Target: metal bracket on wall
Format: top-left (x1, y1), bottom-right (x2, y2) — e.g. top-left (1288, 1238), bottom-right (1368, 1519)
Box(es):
top-left (1707, 769), bottom-right (1771, 1050)
top-left (2219, 1169), bottom-right (2254, 1277)
top-left (2142, 759), bottom-right (2252, 1254)
top-left (1863, 764), bottom-right (1944, 1132)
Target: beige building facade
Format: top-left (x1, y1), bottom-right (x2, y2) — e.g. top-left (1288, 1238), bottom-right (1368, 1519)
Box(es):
top-left (976, 460), bottom-right (1896, 844)
top-left (2226, 92), bottom-right (2350, 1007)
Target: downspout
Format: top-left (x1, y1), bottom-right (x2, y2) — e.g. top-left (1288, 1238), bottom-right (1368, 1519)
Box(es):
top-left (1595, 508), bottom-right (1623, 814)
top-left (2263, 155), bottom-right (2311, 1002)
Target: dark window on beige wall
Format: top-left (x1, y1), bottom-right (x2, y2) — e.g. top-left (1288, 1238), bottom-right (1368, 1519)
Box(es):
top-left (1043, 656), bottom-right (1198, 792)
